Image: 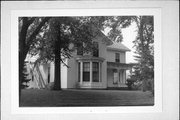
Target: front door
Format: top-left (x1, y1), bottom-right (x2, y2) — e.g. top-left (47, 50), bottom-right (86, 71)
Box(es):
top-left (113, 72), bottom-right (118, 84)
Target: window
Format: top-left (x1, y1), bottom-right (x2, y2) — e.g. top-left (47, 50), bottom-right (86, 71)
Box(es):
top-left (92, 62), bottom-right (99, 82)
top-left (93, 42), bottom-right (99, 57)
top-left (78, 62), bottom-right (80, 82)
top-left (115, 53), bottom-right (120, 62)
top-left (83, 62), bottom-right (90, 81)
top-left (113, 69), bottom-right (118, 84)
top-left (77, 43), bottom-right (83, 55)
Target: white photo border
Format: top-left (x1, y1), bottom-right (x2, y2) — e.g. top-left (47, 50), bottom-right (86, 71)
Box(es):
top-left (10, 8), bottom-right (162, 114)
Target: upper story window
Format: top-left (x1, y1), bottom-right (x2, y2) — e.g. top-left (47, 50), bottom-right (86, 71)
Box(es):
top-left (92, 42), bottom-right (99, 57)
top-left (77, 43), bottom-right (83, 55)
top-left (115, 53), bottom-right (120, 62)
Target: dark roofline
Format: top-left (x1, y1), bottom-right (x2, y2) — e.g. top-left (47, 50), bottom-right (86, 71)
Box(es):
top-left (107, 47), bottom-right (131, 52)
top-left (92, 25), bottom-right (113, 46)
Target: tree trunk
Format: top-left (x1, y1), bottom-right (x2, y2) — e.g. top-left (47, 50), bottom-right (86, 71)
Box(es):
top-left (19, 55), bottom-right (23, 103)
top-left (53, 40), bottom-right (61, 90)
top-left (139, 17), bottom-right (147, 92)
top-left (19, 51), bottom-right (28, 103)
top-left (19, 18), bottom-right (30, 102)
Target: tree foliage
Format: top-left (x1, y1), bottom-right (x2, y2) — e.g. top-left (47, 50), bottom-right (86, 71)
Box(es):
top-left (103, 16), bottom-right (136, 42)
top-left (131, 16), bottom-right (154, 92)
top-left (31, 17), bottom-right (98, 90)
top-left (102, 16), bottom-right (154, 92)
top-left (133, 16), bottom-right (154, 80)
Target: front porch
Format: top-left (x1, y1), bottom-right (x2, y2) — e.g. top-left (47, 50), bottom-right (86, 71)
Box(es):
top-left (107, 62), bottom-right (133, 89)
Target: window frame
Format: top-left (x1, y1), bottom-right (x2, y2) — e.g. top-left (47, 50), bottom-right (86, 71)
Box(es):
top-left (83, 62), bottom-right (90, 82)
top-left (115, 53), bottom-right (120, 63)
top-left (92, 62), bottom-right (99, 82)
top-left (78, 62), bottom-right (80, 82)
top-left (92, 41), bottom-right (99, 57)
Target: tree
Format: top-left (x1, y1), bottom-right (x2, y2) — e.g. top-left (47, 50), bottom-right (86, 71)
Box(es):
top-left (34, 17), bottom-right (96, 90)
top-left (19, 17), bottom-right (51, 100)
top-left (132, 16), bottom-right (154, 92)
top-left (21, 61), bottom-right (31, 89)
top-left (99, 16), bottom-right (154, 92)
top-left (102, 16), bottom-right (136, 42)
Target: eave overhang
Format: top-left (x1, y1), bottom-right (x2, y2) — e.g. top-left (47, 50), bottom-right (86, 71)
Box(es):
top-left (107, 47), bottom-right (131, 52)
top-left (107, 62), bottom-right (135, 70)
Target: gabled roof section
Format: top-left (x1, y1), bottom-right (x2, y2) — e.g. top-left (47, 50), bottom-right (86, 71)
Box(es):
top-left (91, 25), bottom-right (113, 46)
top-left (107, 42), bottom-right (131, 52)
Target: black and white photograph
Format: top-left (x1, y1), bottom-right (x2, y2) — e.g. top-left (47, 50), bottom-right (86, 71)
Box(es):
top-left (19, 16), bottom-right (154, 107)
top-left (1, 1), bottom-right (179, 120)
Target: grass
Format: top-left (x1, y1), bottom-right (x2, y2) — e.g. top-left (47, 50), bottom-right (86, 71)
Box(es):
top-left (20, 89), bottom-right (154, 107)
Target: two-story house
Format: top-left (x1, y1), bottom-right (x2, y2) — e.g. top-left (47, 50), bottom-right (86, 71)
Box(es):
top-left (27, 29), bottom-right (133, 89)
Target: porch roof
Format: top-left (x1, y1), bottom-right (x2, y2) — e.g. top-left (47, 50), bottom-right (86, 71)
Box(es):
top-left (107, 62), bottom-right (134, 70)
top-left (107, 42), bottom-right (131, 52)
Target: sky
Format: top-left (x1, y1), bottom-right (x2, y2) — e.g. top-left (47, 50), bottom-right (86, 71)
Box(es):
top-left (121, 22), bottom-right (138, 63)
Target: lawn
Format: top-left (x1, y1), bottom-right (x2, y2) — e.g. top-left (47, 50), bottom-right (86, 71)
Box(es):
top-left (20, 89), bottom-right (154, 107)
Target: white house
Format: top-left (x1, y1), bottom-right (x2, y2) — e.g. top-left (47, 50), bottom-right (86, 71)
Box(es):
top-left (26, 30), bottom-right (133, 89)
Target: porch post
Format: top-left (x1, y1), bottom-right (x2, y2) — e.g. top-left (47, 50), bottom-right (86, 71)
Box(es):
top-left (118, 69), bottom-right (120, 87)
top-left (122, 70), bottom-right (125, 83)
top-left (119, 69), bottom-right (122, 84)
top-left (90, 61), bottom-right (92, 83)
top-left (99, 62), bottom-right (101, 82)
top-left (80, 61), bottom-right (83, 83)
top-left (124, 70), bottom-right (126, 83)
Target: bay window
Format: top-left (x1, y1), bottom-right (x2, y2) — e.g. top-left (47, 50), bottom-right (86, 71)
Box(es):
top-left (78, 61), bottom-right (101, 83)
